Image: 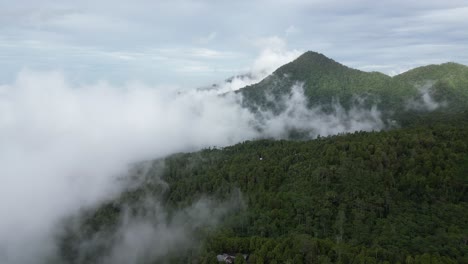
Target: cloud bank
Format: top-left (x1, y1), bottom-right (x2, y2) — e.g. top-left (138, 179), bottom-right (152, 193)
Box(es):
top-left (0, 70), bottom-right (386, 264)
top-left (0, 70), bottom-right (255, 264)
top-left (259, 84), bottom-right (385, 138)
top-left (214, 37), bottom-right (301, 93)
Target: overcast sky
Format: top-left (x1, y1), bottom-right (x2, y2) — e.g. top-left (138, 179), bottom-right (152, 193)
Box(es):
top-left (1, 0), bottom-right (468, 87)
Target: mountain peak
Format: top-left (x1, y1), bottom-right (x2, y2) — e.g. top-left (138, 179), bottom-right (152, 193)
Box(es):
top-left (239, 50), bottom-right (468, 114)
top-left (296, 51), bottom-right (332, 61)
top-left (275, 51), bottom-right (351, 76)
top-left (272, 50), bottom-right (352, 79)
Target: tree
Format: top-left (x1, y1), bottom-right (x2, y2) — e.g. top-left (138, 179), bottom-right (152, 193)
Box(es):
top-left (234, 253), bottom-right (246, 264)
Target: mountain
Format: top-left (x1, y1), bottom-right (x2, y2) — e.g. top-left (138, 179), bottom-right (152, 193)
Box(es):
top-left (395, 62), bottom-right (468, 85)
top-left (395, 62), bottom-right (468, 112)
top-left (239, 51), bottom-right (468, 118)
top-left (56, 52), bottom-right (468, 264)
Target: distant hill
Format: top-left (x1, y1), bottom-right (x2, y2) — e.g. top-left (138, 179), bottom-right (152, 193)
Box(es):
top-left (395, 62), bottom-right (468, 112)
top-left (238, 51), bottom-right (468, 119)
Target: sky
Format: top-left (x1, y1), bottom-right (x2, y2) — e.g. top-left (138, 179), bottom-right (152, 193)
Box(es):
top-left (1, 0), bottom-right (468, 87)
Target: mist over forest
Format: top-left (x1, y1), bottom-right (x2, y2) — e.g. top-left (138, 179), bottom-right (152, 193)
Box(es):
top-left (1, 1), bottom-right (468, 264)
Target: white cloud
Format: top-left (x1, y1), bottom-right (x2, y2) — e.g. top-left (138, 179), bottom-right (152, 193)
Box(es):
top-left (0, 70), bottom-right (256, 264)
top-left (251, 36), bottom-right (301, 75)
top-left (1, 1), bottom-right (468, 262)
top-left (0, 70), bottom-right (388, 263)
top-left (70, 193), bottom-right (244, 264)
top-left (216, 36), bottom-right (302, 92)
top-left (258, 84), bottom-right (385, 138)
top-left (405, 83), bottom-right (447, 111)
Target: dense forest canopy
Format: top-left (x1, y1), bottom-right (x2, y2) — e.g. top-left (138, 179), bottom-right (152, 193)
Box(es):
top-left (57, 52), bottom-right (468, 264)
top-left (58, 112), bottom-right (468, 264)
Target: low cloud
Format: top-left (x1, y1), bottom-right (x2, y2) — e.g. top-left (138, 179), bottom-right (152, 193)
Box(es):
top-left (0, 70), bottom-right (256, 264)
top-left (215, 36), bottom-right (302, 93)
top-left (61, 186), bottom-right (245, 264)
top-left (0, 70), bottom-right (386, 264)
top-left (257, 84), bottom-right (385, 138)
top-left (405, 82), bottom-right (446, 111)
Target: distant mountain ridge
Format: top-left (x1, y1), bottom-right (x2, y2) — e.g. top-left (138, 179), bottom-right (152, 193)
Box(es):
top-left (237, 51), bottom-right (468, 118)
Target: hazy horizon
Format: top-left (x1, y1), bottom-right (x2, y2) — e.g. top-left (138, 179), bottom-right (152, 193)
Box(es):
top-left (1, 1), bottom-right (468, 87)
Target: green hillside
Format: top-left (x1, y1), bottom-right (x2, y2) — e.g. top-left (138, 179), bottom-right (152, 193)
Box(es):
top-left (55, 53), bottom-right (468, 264)
top-left (395, 62), bottom-right (468, 86)
top-left (58, 114), bottom-right (468, 264)
top-left (394, 63), bottom-right (468, 112)
top-left (239, 52), bottom-right (468, 117)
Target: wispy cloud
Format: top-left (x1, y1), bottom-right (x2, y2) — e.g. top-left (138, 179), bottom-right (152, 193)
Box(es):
top-left (0, 69), bottom-right (391, 263)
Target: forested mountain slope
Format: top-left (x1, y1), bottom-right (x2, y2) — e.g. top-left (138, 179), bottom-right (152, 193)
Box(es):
top-left (394, 62), bottom-right (468, 113)
top-left (59, 114), bottom-right (468, 264)
top-left (238, 51), bottom-right (468, 117)
top-left (55, 53), bottom-right (468, 264)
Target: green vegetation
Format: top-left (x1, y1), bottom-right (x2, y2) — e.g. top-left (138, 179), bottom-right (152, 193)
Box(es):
top-left (394, 62), bottom-right (468, 113)
top-left (59, 113), bottom-right (468, 263)
top-left (239, 51), bottom-right (468, 116)
top-left (58, 52), bottom-right (468, 263)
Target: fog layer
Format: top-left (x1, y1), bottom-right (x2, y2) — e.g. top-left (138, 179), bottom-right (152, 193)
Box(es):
top-left (0, 70), bottom-right (385, 263)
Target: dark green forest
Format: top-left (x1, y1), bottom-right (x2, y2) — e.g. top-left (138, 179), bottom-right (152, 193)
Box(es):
top-left (57, 52), bottom-right (468, 264)
top-left (59, 112), bottom-right (468, 264)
